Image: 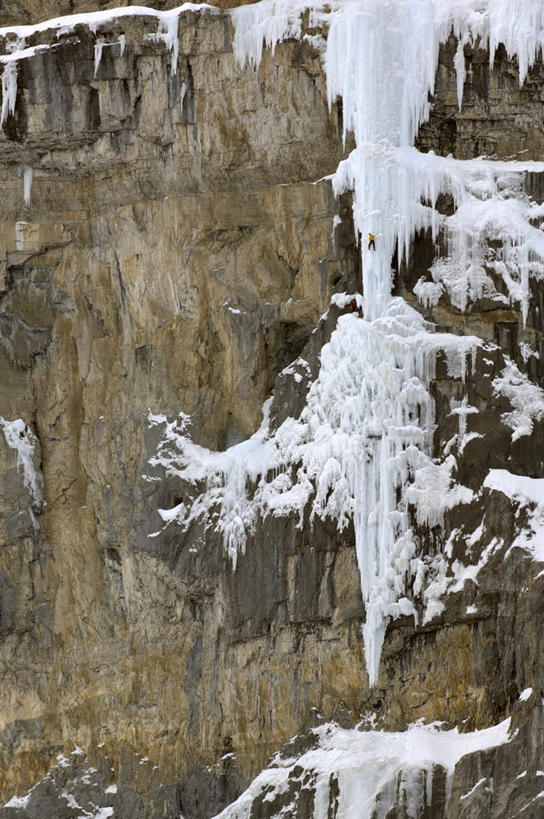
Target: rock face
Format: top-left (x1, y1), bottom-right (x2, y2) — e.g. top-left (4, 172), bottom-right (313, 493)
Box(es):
top-left (0, 3), bottom-right (544, 819)
top-left (0, 1), bottom-right (256, 27)
top-left (0, 5), bottom-right (361, 815)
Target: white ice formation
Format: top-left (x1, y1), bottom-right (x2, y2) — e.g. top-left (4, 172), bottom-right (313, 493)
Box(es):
top-left (0, 58), bottom-right (17, 127)
top-left (493, 357), bottom-right (544, 441)
top-left (147, 0), bottom-right (544, 687)
top-left (0, 417), bottom-right (42, 507)
top-left (214, 717), bottom-right (512, 819)
top-left (23, 165), bottom-right (32, 204)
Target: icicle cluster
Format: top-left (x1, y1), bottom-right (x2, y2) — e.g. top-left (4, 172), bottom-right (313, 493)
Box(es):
top-left (149, 298), bottom-right (479, 684)
top-left (0, 58), bottom-right (17, 127)
top-left (147, 0), bottom-right (544, 685)
top-left (227, 0), bottom-right (544, 684)
top-left (23, 165), bottom-right (32, 204)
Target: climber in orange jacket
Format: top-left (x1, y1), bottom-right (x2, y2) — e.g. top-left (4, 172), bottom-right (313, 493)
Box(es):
top-left (368, 233), bottom-right (376, 250)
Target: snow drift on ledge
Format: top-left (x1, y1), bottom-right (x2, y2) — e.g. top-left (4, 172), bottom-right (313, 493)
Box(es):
top-left (0, 4), bottom-right (218, 125)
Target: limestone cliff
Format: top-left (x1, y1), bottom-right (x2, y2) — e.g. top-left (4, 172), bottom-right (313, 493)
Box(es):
top-left (0, 2), bottom-right (543, 818)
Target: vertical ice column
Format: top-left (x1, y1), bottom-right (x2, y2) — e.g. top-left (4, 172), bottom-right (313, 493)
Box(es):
top-left (324, 1), bottom-right (442, 682)
top-left (327, 0), bottom-right (441, 320)
top-left (23, 165), bottom-right (32, 204)
top-left (1, 60), bottom-right (18, 127)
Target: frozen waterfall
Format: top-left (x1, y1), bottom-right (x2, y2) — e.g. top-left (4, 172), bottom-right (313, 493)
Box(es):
top-left (148, 0), bottom-right (544, 686)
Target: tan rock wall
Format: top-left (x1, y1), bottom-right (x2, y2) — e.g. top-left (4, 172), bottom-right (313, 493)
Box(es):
top-left (1, 6), bottom-right (544, 817)
top-left (0, 7), bottom-right (362, 805)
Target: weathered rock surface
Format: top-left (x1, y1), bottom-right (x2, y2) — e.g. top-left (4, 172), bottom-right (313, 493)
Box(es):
top-left (0, 1), bottom-right (257, 28)
top-left (0, 4), bottom-right (543, 819)
top-left (0, 5), bottom-right (362, 814)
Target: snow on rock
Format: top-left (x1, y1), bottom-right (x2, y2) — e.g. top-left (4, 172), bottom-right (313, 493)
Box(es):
top-left (492, 358), bottom-right (544, 441)
top-left (484, 468), bottom-right (544, 563)
top-left (459, 777), bottom-right (490, 802)
top-left (0, 4), bottom-right (218, 126)
top-left (418, 530), bottom-right (503, 625)
top-left (0, 3), bottom-right (217, 40)
top-left (405, 455), bottom-right (474, 529)
top-left (0, 417), bottom-right (42, 507)
top-left (520, 342), bottom-right (540, 363)
top-left (2, 793), bottom-right (31, 809)
top-left (232, 0), bottom-right (330, 70)
top-left (214, 718), bottom-right (512, 819)
top-left (1, 749), bottom-right (117, 816)
top-left (484, 469), bottom-right (544, 507)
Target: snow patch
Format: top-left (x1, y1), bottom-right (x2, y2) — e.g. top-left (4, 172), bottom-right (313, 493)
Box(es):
top-left (520, 342), bottom-right (539, 363)
top-left (460, 777), bottom-right (488, 801)
top-left (484, 470), bottom-right (544, 507)
top-left (0, 4), bottom-right (217, 40)
top-left (2, 793), bottom-right (30, 809)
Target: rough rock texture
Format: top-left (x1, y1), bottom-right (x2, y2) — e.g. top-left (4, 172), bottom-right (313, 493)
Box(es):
top-left (0, 5), bottom-right (544, 819)
top-left (0, 1), bottom-right (258, 28)
top-left (0, 6), bottom-right (362, 815)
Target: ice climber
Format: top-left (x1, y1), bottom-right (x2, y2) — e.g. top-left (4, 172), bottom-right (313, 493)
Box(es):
top-left (368, 232), bottom-right (376, 250)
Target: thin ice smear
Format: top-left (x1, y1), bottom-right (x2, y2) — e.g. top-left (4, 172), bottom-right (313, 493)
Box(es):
top-left (23, 165), bottom-right (32, 204)
top-left (0, 417), bottom-right (42, 506)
